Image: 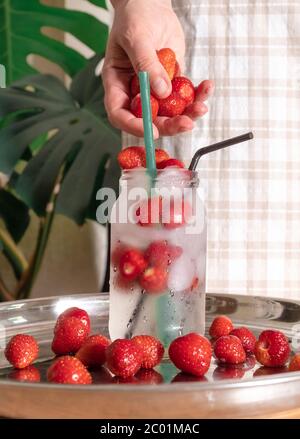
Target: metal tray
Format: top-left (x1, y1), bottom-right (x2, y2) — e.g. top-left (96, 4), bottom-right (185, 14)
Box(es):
top-left (0, 293), bottom-right (300, 419)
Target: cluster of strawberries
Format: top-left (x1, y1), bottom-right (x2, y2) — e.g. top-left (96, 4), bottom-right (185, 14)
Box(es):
top-left (209, 315), bottom-right (294, 372)
top-left (5, 310), bottom-right (299, 384)
top-left (4, 306), bottom-right (165, 384)
top-left (130, 48), bottom-right (199, 120)
top-left (118, 145), bottom-right (184, 170)
top-left (114, 241), bottom-right (185, 294)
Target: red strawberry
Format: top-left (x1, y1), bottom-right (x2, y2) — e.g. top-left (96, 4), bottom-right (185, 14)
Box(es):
top-left (9, 365), bottom-right (41, 383)
top-left (5, 334), bottom-right (39, 369)
top-left (230, 327), bottom-right (256, 354)
top-left (131, 93), bottom-right (159, 120)
top-left (174, 61), bottom-right (180, 77)
top-left (106, 339), bottom-right (143, 378)
top-left (214, 335), bottom-right (246, 365)
top-left (169, 332), bottom-right (212, 377)
top-left (158, 92), bottom-right (187, 117)
top-left (118, 146), bottom-right (146, 169)
top-left (144, 240), bottom-right (182, 268)
top-left (135, 197), bottom-right (162, 227)
top-left (255, 330), bottom-right (290, 367)
top-left (161, 199), bottom-right (192, 229)
top-left (209, 315), bottom-right (234, 339)
top-left (55, 307), bottom-right (90, 334)
top-left (157, 48), bottom-right (176, 80)
top-left (119, 248), bottom-right (147, 281)
top-left (139, 266), bottom-right (167, 294)
top-left (47, 356), bottom-right (92, 385)
top-left (52, 316), bottom-right (89, 355)
top-left (213, 364), bottom-right (245, 380)
top-left (157, 158), bottom-right (185, 169)
top-left (289, 354), bottom-right (300, 371)
top-left (135, 369), bottom-right (163, 384)
top-left (130, 74), bottom-right (140, 97)
top-left (132, 335), bottom-right (164, 369)
top-left (172, 76), bottom-right (195, 106)
top-left (75, 334), bottom-right (111, 369)
top-left (155, 148), bottom-right (170, 166)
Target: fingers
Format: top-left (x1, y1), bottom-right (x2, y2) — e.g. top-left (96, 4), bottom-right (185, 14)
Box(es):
top-left (195, 79), bottom-right (215, 102)
top-left (183, 79), bottom-right (214, 120)
top-left (103, 65), bottom-right (159, 138)
top-left (124, 38), bottom-right (172, 98)
top-left (184, 101), bottom-right (208, 120)
top-left (154, 115), bottom-right (194, 136)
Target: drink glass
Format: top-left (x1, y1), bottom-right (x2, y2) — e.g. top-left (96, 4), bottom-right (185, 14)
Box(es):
top-left (109, 168), bottom-right (206, 346)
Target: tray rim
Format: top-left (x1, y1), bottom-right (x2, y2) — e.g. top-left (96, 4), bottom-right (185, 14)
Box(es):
top-left (1, 291), bottom-right (300, 393)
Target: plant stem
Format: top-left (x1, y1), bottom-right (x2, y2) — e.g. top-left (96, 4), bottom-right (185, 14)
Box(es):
top-left (0, 227), bottom-right (28, 278)
top-left (0, 273), bottom-right (14, 301)
top-left (15, 169), bottom-right (63, 300)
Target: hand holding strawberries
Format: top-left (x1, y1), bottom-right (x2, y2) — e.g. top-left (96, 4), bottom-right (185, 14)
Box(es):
top-left (103, 0), bottom-right (214, 138)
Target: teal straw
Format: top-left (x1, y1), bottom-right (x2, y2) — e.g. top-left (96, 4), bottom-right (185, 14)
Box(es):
top-left (138, 72), bottom-right (157, 178)
top-left (139, 72), bottom-right (171, 346)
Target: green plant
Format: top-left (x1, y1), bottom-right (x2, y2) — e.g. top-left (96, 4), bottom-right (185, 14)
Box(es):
top-left (0, 1), bottom-right (121, 300)
top-left (1, 0), bottom-right (108, 83)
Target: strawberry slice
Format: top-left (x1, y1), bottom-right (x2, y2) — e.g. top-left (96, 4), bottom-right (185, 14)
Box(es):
top-left (119, 248), bottom-right (147, 281)
top-left (139, 266), bottom-right (167, 294)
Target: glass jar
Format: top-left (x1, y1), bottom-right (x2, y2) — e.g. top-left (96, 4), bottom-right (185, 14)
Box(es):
top-left (109, 168), bottom-right (206, 346)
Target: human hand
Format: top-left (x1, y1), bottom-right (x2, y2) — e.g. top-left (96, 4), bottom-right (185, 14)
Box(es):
top-left (103, 0), bottom-right (214, 138)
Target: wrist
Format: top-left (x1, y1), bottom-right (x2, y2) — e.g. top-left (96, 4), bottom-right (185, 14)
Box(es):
top-left (111, 0), bottom-right (172, 9)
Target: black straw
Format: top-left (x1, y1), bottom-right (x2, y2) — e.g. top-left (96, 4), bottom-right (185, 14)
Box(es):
top-left (188, 132), bottom-right (254, 171)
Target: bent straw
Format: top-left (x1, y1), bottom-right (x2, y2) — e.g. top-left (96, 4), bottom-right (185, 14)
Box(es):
top-left (189, 132), bottom-right (254, 171)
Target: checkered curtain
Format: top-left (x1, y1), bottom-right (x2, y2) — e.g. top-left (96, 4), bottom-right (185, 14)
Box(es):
top-left (123, 0), bottom-right (300, 299)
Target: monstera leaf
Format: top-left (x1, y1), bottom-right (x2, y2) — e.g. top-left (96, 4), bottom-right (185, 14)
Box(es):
top-left (0, 0), bottom-right (109, 84)
top-left (0, 189), bottom-right (30, 242)
top-left (0, 55), bottom-right (121, 225)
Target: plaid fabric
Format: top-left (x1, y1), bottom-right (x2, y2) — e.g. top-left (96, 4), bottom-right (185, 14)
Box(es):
top-left (123, 0), bottom-right (300, 299)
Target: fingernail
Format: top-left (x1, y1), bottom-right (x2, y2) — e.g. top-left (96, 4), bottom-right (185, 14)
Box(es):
top-left (152, 77), bottom-right (169, 97)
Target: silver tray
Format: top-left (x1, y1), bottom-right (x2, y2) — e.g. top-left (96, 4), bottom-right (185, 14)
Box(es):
top-left (0, 292), bottom-right (300, 419)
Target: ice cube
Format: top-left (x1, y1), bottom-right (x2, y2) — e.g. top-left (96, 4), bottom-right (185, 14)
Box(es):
top-left (167, 254), bottom-right (196, 292)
